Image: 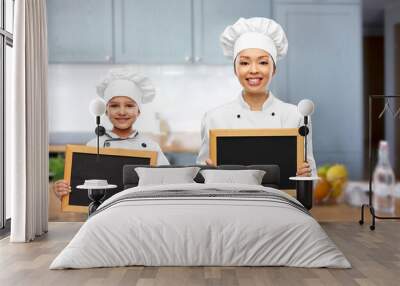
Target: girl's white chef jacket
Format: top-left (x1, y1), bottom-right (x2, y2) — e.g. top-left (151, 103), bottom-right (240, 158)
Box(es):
top-left (87, 130), bottom-right (170, 166)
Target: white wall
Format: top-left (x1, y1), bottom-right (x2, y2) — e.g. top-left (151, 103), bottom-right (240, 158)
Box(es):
top-left (48, 64), bottom-right (242, 135)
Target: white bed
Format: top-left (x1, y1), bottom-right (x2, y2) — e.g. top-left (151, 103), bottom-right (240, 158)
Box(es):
top-left (50, 183), bottom-right (351, 269)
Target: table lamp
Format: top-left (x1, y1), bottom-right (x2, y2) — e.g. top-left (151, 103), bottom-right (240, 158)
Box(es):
top-left (89, 97), bottom-right (106, 159)
top-left (297, 99), bottom-right (315, 163)
top-left (289, 99), bottom-right (318, 210)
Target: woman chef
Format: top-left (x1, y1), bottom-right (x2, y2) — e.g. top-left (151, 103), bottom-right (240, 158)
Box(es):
top-left (53, 68), bottom-right (169, 199)
top-left (196, 17), bottom-right (316, 177)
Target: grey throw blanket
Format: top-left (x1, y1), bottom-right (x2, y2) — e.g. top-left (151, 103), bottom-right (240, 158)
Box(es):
top-left (91, 189), bottom-right (310, 218)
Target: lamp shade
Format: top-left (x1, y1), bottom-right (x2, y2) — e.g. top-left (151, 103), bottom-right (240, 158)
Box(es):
top-left (89, 97), bottom-right (106, 117)
top-left (298, 99), bottom-right (314, 116)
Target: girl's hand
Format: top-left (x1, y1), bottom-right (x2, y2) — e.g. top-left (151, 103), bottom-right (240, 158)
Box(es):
top-left (205, 158), bottom-right (216, 166)
top-left (53, 180), bottom-right (71, 200)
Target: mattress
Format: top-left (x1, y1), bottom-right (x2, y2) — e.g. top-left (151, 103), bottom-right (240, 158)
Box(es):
top-left (50, 183), bottom-right (350, 269)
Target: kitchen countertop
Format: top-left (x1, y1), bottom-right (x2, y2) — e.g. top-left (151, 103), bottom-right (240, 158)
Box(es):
top-left (49, 132), bottom-right (202, 153)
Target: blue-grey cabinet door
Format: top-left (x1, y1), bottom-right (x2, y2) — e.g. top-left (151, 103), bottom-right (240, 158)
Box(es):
top-left (194, 0), bottom-right (272, 64)
top-left (47, 0), bottom-right (113, 63)
top-left (114, 0), bottom-right (192, 64)
top-left (273, 2), bottom-right (363, 178)
top-left (384, 0), bottom-right (400, 171)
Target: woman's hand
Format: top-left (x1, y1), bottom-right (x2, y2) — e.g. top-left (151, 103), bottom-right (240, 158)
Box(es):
top-left (53, 180), bottom-right (71, 200)
top-left (296, 162), bottom-right (311, 177)
top-left (205, 158), bottom-right (216, 166)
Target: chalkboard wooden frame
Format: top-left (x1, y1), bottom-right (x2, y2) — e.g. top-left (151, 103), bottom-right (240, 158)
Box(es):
top-left (209, 128), bottom-right (304, 190)
top-left (61, 144), bottom-right (157, 213)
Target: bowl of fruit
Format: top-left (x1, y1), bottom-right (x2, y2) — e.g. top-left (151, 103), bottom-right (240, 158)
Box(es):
top-left (314, 164), bottom-right (348, 204)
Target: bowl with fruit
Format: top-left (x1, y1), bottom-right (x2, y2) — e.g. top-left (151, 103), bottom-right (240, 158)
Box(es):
top-left (314, 164), bottom-right (348, 204)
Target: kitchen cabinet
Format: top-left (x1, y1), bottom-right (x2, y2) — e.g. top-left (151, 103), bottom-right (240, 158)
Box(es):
top-left (114, 0), bottom-right (192, 64)
top-left (47, 0), bottom-right (113, 63)
top-left (193, 0), bottom-right (272, 64)
top-left (48, 0), bottom-right (271, 64)
top-left (115, 0), bottom-right (271, 64)
top-left (273, 0), bottom-right (363, 178)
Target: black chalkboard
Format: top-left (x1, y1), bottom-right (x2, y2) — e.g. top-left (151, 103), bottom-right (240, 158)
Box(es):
top-left (62, 145), bottom-right (157, 212)
top-left (210, 129), bottom-right (304, 189)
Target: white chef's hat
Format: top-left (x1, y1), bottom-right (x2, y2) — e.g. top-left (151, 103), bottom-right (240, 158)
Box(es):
top-left (220, 17), bottom-right (288, 64)
top-left (96, 68), bottom-right (155, 110)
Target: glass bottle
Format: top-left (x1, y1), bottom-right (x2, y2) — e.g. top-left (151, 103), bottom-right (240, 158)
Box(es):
top-left (372, 140), bottom-right (395, 214)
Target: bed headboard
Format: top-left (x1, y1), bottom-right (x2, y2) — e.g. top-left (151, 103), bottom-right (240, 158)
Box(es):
top-left (122, 165), bottom-right (280, 189)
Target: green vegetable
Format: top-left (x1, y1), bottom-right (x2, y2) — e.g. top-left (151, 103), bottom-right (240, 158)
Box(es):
top-left (49, 157), bottom-right (65, 181)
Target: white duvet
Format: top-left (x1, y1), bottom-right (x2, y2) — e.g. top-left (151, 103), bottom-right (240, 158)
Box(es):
top-left (50, 183), bottom-right (351, 269)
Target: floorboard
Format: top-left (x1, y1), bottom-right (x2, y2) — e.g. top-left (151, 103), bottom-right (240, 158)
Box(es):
top-left (1, 221), bottom-right (399, 286)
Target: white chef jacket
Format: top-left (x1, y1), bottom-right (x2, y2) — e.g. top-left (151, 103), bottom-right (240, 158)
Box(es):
top-left (86, 130), bottom-right (170, 166)
top-left (196, 92), bottom-right (316, 176)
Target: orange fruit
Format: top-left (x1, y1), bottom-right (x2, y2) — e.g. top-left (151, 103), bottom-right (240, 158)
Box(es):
top-left (314, 179), bottom-right (331, 202)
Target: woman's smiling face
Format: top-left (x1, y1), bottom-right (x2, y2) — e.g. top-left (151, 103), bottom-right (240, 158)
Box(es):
top-left (106, 96), bottom-right (139, 130)
top-left (234, 48), bottom-right (275, 95)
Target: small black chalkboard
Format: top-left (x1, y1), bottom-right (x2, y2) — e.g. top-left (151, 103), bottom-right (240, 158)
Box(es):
top-left (62, 145), bottom-right (157, 213)
top-left (210, 129), bottom-right (304, 189)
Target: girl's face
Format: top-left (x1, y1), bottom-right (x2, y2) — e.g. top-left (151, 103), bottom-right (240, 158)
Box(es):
top-left (106, 96), bottom-right (140, 130)
top-left (234, 48), bottom-right (275, 95)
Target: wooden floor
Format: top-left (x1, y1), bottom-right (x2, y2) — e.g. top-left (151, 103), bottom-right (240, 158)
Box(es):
top-left (1, 221), bottom-right (399, 286)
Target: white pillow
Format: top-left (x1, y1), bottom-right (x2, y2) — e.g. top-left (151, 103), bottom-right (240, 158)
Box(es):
top-left (135, 167), bottom-right (200, 186)
top-left (200, 169), bottom-right (266, 185)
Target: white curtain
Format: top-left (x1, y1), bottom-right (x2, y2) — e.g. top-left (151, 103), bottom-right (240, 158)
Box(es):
top-left (7, 0), bottom-right (49, 242)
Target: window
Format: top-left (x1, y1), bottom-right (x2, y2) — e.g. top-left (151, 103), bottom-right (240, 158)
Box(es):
top-left (0, 0), bottom-right (13, 233)
top-left (5, 0), bottom-right (12, 33)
